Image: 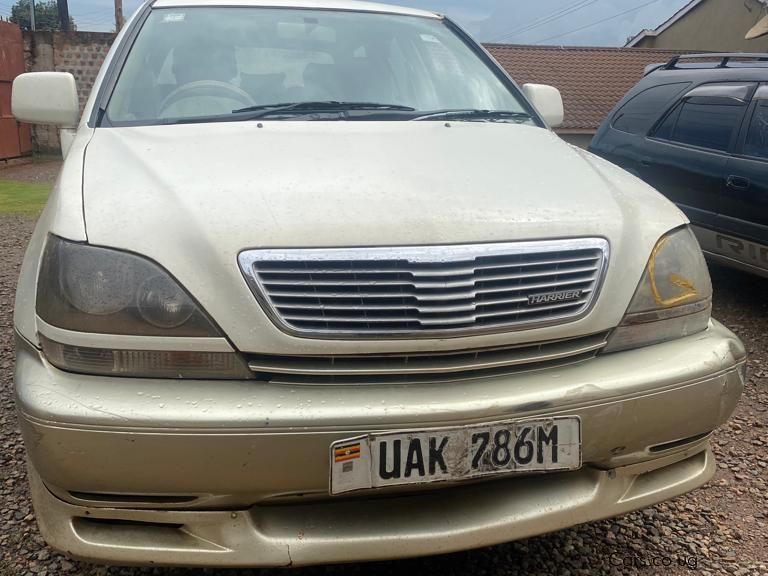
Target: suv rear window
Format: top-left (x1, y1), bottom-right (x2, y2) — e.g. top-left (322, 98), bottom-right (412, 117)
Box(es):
top-left (610, 83), bottom-right (689, 135)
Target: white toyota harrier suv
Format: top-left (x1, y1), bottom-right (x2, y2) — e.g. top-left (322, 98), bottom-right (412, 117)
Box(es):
top-left (12, 0), bottom-right (745, 567)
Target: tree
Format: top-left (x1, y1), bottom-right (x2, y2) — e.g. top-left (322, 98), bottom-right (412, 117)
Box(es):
top-left (10, 0), bottom-right (75, 31)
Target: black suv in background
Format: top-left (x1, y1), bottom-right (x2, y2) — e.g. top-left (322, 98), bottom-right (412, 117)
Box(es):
top-left (590, 53), bottom-right (768, 278)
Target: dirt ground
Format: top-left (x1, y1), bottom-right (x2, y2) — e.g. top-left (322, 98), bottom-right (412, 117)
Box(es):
top-left (0, 210), bottom-right (765, 576)
top-left (0, 160), bottom-right (61, 185)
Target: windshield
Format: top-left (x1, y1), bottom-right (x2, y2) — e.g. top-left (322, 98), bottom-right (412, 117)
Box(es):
top-left (105, 7), bottom-right (533, 125)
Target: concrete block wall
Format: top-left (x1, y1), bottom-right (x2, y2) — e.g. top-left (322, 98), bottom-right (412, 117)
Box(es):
top-left (22, 32), bottom-right (57, 152)
top-left (23, 31), bottom-right (116, 154)
top-left (53, 32), bottom-right (115, 110)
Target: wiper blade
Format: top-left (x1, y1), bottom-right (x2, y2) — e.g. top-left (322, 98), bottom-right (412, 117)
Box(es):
top-left (412, 109), bottom-right (532, 122)
top-left (232, 101), bottom-right (416, 118)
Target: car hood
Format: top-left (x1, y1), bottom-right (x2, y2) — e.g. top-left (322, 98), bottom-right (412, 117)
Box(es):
top-left (82, 121), bottom-right (686, 353)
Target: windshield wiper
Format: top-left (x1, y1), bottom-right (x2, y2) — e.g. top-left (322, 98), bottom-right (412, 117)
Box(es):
top-left (412, 109), bottom-right (533, 122)
top-left (232, 101), bottom-right (416, 118)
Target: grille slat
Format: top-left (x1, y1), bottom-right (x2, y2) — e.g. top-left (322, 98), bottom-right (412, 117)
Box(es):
top-left (274, 301), bottom-right (484, 313)
top-left (265, 275), bottom-right (597, 302)
top-left (259, 264), bottom-right (600, 289)
top-left (239, 240), bottom-right (609, 337)
top-left (255, 254), bottom-right (601, 277)
top-left (271, 288), bottom-right (594, 313)
top-left (279, 297), bottom-right (590, 326)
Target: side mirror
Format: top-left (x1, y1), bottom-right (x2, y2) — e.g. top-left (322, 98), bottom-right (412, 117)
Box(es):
top-left (522, 84), bottom-right (564, 128)
top-left (12, 72), bottom-right (80, 127)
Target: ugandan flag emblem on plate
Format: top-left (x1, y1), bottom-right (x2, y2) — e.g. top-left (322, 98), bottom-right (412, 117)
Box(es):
top-left (334, 442), bottom-right (361, 463)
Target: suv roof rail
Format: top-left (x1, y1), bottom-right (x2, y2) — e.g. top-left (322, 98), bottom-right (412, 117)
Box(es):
top-left (663, 53), bottom-right (768, 70)
top-left (643, 63), bottom-right (666, 76)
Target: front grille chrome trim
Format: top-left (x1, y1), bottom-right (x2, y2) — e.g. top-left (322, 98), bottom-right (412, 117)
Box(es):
top-left (238, 239), bottom-right (610, 339)
top-left (247, 332), bottom-right (608, 377)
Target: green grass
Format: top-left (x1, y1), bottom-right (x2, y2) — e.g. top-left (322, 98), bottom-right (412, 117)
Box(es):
top-left (0, 180), bottom-right (51, 214)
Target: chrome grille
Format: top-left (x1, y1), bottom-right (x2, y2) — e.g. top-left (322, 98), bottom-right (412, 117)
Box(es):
top-left (238, 239), bottom-right (609, 338)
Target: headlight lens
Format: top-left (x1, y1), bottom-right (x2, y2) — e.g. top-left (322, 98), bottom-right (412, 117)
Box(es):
top-left (36, 236), bottom-right (252, 379)
top-left (38, 236), bottom-right (219, 337)
top-left (604, 227), bottom-right (712, 353)
top-left (136, 275), bottom-right (196, 329)
top-left (60, 245), bottom-right (136, 315)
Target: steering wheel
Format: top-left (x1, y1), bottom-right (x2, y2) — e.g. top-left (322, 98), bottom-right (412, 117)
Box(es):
top-left (159, 80), bottom-right (255, 117)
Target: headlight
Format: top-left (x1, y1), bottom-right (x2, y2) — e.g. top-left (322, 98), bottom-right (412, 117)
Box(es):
top-left (38, 235), bottom-right (218, 336)
top-left (36, 235), bottom-right (251, 379)
top-left (603, 227), bottom-right (712, 353)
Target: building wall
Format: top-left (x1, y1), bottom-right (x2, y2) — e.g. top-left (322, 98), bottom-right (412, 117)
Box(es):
top-left (22, 31), bottom-right (115, 153)
top-left (635, 0), bottom-right (768, 51)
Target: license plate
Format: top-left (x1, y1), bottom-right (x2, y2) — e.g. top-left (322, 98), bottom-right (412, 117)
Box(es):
top-left (330, 416), bottom-right (581, 494)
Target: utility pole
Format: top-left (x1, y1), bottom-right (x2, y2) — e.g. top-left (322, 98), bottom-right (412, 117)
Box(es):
top-left (56, 0), bottom-right (69, 32)
top-left (114, 0), bottom-right (124, 31)
top-left (29, 0), bottom-right (36, 31)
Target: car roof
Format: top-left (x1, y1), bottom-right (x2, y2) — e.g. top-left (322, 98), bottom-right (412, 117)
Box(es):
top-left (151, 0), bottom-right (441, 19)
top-left (642, 66), bottom-right (768, 86)
top-left (643, 54), bottom-right (768, 81)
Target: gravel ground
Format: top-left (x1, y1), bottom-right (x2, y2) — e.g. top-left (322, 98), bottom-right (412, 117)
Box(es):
top-left (0, 215), bottom-right (766, 576)
top-left (0, 160), bottom-right (61, 185)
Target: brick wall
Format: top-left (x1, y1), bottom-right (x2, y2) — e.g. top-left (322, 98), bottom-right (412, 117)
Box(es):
top-left (23, 31), bottom-right (115, 153)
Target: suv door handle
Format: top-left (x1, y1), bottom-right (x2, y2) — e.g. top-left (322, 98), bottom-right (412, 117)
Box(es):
top-left (726, 175), bottom-right (751, 190)
top-left (639, 157), bottom-right (653, 168)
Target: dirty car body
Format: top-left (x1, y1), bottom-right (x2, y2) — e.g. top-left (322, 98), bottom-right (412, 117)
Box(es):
top-left (12, 0), bottom-right (745, 567)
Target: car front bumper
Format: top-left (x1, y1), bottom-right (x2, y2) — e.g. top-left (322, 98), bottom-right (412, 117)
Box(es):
top-left (15, 320), bottom-right (745, 567)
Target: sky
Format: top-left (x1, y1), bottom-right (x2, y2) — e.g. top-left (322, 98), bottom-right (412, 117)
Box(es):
top-left (3, 0), bottom-right (695, 46)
